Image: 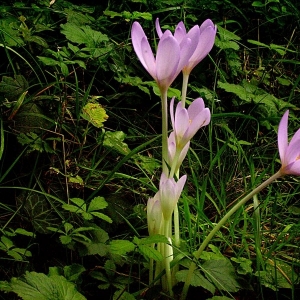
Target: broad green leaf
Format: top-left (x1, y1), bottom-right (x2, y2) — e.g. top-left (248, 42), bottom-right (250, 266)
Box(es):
top-left (90, 212), bottom-right (112, 223)
top-left (14, 228), bottom-right (35, 237)
top-left (70, 197), bottom-right (85, 208)
top-left (64, 264), bottom-right (85, 282)
top-left (138, 244), bottom-right (163, 261)
top-left (104, 260), bottom-right (116, 278)
top-left (37, 56), bottom-right (59, 66)
top-left (231, 257), bottom-right (253, 275)
top-left (113, 290), bottom-right (135, 300)
top-left (109, 240), bottom-right (135, 256)
top-left (60, 23), bottom-right (109, 47)
top-left (25, 35), bottom-right (48, 48)
top-left (81, 103), bottom-right (108, 128)
top-left (207, 296), bottom-right (234, 300)
top-left (88, 196), bottom-right (108, 212)
top-left (202, 259), bottom-right (240, 292)
top-left (65, 9), bottom-right (94, 25)
top-left (0, 75), bottom-right (28, 100)
top-left (60, 235), bottom-right (72, 245)
top-left (176, 269), bottom-right (215, 294)
top-left (1, 236), bottom-right (13, 249)
top-left (0, 17), bottom-right (25, 46)
top-left (9, 272), bottom-right (86, 300)
top-left (135, 234), bottom-right (168, 245)
top-left (103, 131), bottom-right (130, 155)
top-left (79, 242), bottom-right (108, 256)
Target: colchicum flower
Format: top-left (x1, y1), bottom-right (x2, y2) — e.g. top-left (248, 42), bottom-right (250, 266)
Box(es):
top-left (147, 193), bottom-right (162, 236)
top-left (170, 97), bottom-right (211, 150)
top-left (167, 131), bottom-right (190, 172)
top-left (278, 110), bottom-right (300, 176)
top-left (131, 21), bottom-right (198, 93)
top-left (159, 173), bottom-right (186, 221)
top-left (156, 18), bottom-right (217, 75)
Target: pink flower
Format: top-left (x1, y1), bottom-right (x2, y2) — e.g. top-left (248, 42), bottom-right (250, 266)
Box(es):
top-left (170, 97), bottom-right (211, 150)
top-left (131, 21), bottom-right (198, 93)
top-left (278, 110), bottom-right (300, 175)
top-left (167, 131), bottom-right (190, 172)
top-left (156, 18), bottom-right (217, 75)
top-left (147, 193), bottom-right (162, 236)
top-left (159, 173), bottom-right (186, 221)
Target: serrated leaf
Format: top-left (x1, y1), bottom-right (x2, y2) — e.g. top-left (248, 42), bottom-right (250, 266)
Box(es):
top-left (90, 212), bottom-right (112, 223)
top-left (81, 103), bottom-right (108, 128)
top-left (88, 196), bottom-right (108, 212)
top-left (64, 264), bottom-right (85, 282)
top-left (137, 234), bottom-right (168, 245)
top-left (109, 240), bottom-right (135, 255)
top-left (113, 290), bottom-right (135, 300)
top-left (9, 272), bottom-right (86, 300)
top-left (202, 259), bottom-right (240, 292)
top-left (231, 257), bottom-right (253, 275)
top-left (176, 270), bottom-right (215, 294)
top-left (0, 75), bottom-right (28, 100)
top-left (80, 242), bottom-right (108, 256)
top-left (138, 244), bottom-right (163, 261)
top-left (60, 23), bottom-right (109, 47)
top-left (103, 131), bottom-right (130, 155)
top-left (60, 235), bottom-right (72, 245)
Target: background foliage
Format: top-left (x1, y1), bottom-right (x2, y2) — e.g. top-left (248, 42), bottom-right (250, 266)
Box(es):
top-left (0, 0), bottom-right (299, 299)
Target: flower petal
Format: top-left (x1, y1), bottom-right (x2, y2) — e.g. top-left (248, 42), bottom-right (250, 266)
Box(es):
top-left (188, 97), bottom-right (205, 120)
top-left (155, 18), bottom-right (163, 38)
top-left (140, 36), bottom-right (156, 78)
top-left (156, 35), bottom-right (180, 90)
top-left (174, 102), bottom-right (189, 138)
top-left (174, 21), bottom-right (186, 43)
top-left (278, 110), bottom-right (289, 163)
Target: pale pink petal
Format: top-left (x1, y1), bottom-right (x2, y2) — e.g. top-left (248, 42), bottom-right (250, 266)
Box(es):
top-left (140, 37), bottom-right (156, 78)
top-left (156, 35), bottom-right (180, 90)
top-left (175, 104), bottom-right (189, 138)
top-left (188, 98), bottom-right (205, 120)
top-left (131, 22), bottom-right (149, 67)
top-left (155, 18), bottom-right (163, 38)
top-left (170, 97), bottom-right (175, 129)
top-left (175, 175), bottom-right (187, 199)
top-left (286, 160), bottom-right (300, 176)
top-left (278, 110), bottom-right (289, 163)
top-left (176, 37), bottom-right (196, 73)
top-left (183, 108), bottom-right (211, 143)
top-left (174, 21), bottom-right (186, 43)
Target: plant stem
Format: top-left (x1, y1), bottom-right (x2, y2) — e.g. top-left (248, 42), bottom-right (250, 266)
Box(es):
top-left (180, 170), bottom-right (283, 300)
top-left (181, 73), bottom-right (189, 107)
top-left (161, 90), bottom-right (168, 175)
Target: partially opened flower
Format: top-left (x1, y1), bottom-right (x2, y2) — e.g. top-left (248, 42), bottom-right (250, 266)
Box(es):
top-left (131, 21), bottom-right (198, 93)
top-left (147, 193), bottom-right (162, 236)
top-left (159, 172), bottom-right (187, 221)
top-left (156, 18), bottom-right (217, 75)
top-left (278, 110), bottom-right (300, 176)
top-left (167, 131), bottom-right (190, 173)
top-left (170, 97), bottom-right (211, 150)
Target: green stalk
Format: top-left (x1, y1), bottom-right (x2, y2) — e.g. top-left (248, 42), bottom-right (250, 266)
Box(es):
top-left (180, 170), bottom-right (283, 300)
top-left (181, 73), bottom-right (189, 107)
top-left (161, 89), bottom-right (169, 175)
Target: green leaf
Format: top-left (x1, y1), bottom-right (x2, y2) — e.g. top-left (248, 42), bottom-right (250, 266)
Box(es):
top-left (14, 228), bottom-right (35, 237)
top-left (202, 259), bottom-right (240, 292)
top-left (88, 196), bottom-right (108, 212)
top-left (90, 212), bottom-right (112, 223)
top-left (113, 290), bottom-right (135, 300)
top-left (138, 244), bottom-right (163, 261)
top-left (64, 264), bottom-right (85, 282)
top-left (60, 23), bottom-right (109, 47)
top-left (109, 240), bottom-right (135, 256)
top-left (103, 131), bottom-right (130, 155)
top-left (8, 272), bottom-right (86, 300)
top-left (231, 257), bottom-right (253, 275)
top-left (136, 234), bottom-right (168, 245)
top-left (60, 236), bottom-right (72, 245)
top-left (176, 270), bottom-right (215, 294)
top-left (37, 56), bottom-right (59, 66)
top-left (81, 103), bottom-right (108, 128)
top-left (0, 75), bottom-right (29, 100)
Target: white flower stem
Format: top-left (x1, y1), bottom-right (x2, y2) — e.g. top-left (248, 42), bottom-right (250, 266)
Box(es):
top-left (180, 170), bottom-right (283, 300)
top-left (161, 90), bottom-right (169, 175)
top-left (181, 73), bottom-right (189, 107)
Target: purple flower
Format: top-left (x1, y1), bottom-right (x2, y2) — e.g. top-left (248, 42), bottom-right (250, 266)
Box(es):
top-left (278, 110), bottom-right (300, 176)
top-left (131, 21), bottom-right (198, 93)
top-left (147, 193), bottom-right (162, 236)
top-left (156, 18), bottom-right (217, 75)
top-left (170, 97), bottom-right (211, 150)
top-left (159, 173), bottom-right (187, 221)
top-left (167, 131), bottom-right (190, 171)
